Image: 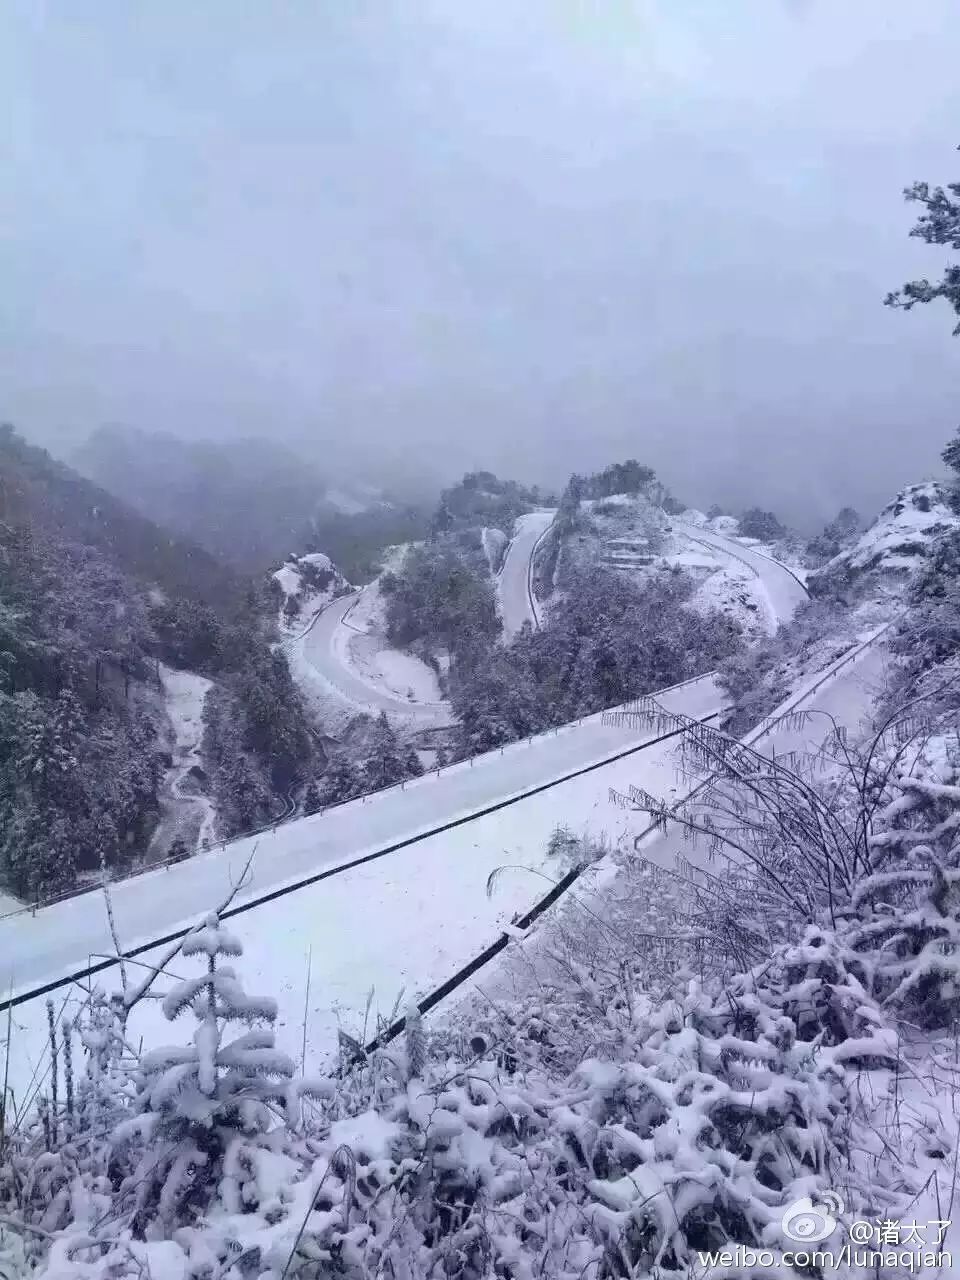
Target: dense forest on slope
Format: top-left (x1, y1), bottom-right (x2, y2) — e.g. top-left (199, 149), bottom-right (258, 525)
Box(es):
top-left (431, 469), bottom-right (546, 536)
top-left (0, 426), bottom-right (313, 899)
top-left (300, 502), bottom-right (431, 582)
top-left (2, 424), bottom-right (242, 607)
top-left (452, 564), bottom-right (741, 753)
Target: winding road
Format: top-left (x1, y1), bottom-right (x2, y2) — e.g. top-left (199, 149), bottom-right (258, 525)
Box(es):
top-left (497, 510), bottom-right (555, 639)
top-left (299, 592), bottom-right (451, 725)
top-left (680, 523), bottom-right (808, 628)
top-left (295, 511), bottom-right (557, 721)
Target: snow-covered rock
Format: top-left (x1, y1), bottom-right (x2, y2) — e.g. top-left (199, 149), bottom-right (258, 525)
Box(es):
top-left (272, 551), bottom-right (351, 630)
top-left (809, 480), bottom-right (959, 598)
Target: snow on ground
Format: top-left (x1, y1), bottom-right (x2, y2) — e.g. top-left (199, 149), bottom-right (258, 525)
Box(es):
top-left (146, 664), bottom-right (216, 860)
top-left (273, 563), bottom-right (302, 596)
top-left (680, 507), bottom-right (707, 527)
top-left (680, 523), bottom-right (808, 628)
top-left (662, 527), bottom-right (774, 638)
top-left (332, 596), bottom-right (446, 710)
top-left (286, 542), bottom-right (446, 721)
top-left (464, 636), bottom-right (891, 1013)
top-left (374, 648), bottom-right (444, 703)
top-left (810, 479), bottom-right (959, 597)
top-left (707, 514), bottom-right (740, 535)
top-left (345, 579), bottom-right (387, 635)
top-left (581, 494), bottom-right (637, 510)
top-left (558, 499), bottom-right (792, 639)
top-left (3, 676), bottom-right (722, 1100)
top-left (0, 888), bottom-right (21, 919)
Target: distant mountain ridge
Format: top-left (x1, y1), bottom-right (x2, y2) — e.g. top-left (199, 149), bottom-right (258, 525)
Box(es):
top-left (1, 423), bottom-right (241, 607)
top-left (75, 425), bottom-right (330, 571)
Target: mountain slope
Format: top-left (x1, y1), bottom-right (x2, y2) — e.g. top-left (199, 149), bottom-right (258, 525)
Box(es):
top-left (809, 480), bottom-right (959, 599)
top-left (0, 426), bottom-right (314, 898)
top-left (2, 424), bottom-right (242, 607)
top-left (75, 425), bottom-right (327, 571)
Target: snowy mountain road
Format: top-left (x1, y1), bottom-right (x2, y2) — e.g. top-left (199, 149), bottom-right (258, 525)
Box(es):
top-left (679, 524), bottom-right (808, 628)
top-left (294, 509), bottom-right (556, 720)
top-left (498, 511), bottom-right (555, 638)
top-left (299, 591), bottom-right (452, 725)
top-left (0, 673), bottom-right (723, 1004)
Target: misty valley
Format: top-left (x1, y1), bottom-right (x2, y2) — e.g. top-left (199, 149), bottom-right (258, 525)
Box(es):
top-left (4, 10), bottom-right (960, 1278)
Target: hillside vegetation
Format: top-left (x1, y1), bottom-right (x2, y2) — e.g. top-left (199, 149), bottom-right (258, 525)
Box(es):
top-left (0, 426), bottom-right (313, 898)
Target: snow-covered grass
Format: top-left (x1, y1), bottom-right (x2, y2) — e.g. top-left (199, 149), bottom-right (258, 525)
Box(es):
top-left (374, 648), bottom-right (443, 703)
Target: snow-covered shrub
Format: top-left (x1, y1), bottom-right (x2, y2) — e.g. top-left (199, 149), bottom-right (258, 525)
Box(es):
top-left (9, 896), bottom-right (908, 1279)
top-left (544, 824), bottom-right (608, 870)
top-left (288, 937), bottom-right (892, 1279)
top-left (847, 767), bottom-right (960, 1028)
top-left (0, 991), bottom-right (131, 1268)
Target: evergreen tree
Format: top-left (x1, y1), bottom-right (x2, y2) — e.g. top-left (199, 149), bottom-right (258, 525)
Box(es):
top-left (114, 913), bottom-right (297, 1234)
top-left (944, 426), bottom-right (960, 476)
top-left (319, 751), bottom-right (364, 805)
top-left (885, 157), bottom-right (960, 333)
top-left (167, 836), bottom-right (190, 863)
top-left (362, 712), bottom-right (408, 792)
top-left (302, 779), bottom-right (322, 815)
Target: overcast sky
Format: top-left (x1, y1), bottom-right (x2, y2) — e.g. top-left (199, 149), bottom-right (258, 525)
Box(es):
top-left (4, 1), bottom-right (959, 526)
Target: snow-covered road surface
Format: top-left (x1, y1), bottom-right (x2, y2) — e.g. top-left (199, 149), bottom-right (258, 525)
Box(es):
top-left (679, 524), bottom-right (808, 628)
top-left (298, 593), bottom-right (452, 726)
top-left (0, 673), bottom-right (722, 1001)
top-left (498, 511), bottom-right (555, 638)
top-left (2, 675), bottom-right (722, 1101)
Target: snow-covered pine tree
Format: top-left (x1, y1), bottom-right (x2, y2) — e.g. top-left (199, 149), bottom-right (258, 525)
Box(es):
top-left (361, 711), bottom-right (407, 792)
top-left (319, 750), bottom-right (364, 805)
top-left (302, 778), bottom-right (322, 815)
top-left (113, 912), bottom-right (298, 1235)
